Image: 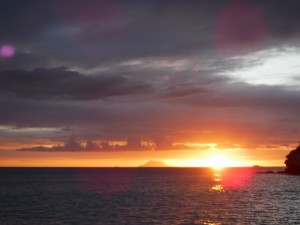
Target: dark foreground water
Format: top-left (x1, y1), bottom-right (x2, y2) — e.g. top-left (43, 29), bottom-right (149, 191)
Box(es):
top-left (0, 167), bottom-right (300, 225)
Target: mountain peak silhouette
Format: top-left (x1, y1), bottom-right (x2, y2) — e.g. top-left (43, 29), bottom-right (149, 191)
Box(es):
top-left (139, 160), bottom-right (169, 167)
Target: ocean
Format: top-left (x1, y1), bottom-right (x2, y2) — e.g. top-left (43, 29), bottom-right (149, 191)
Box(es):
top-left (0, 167), bottom-right (299, 225)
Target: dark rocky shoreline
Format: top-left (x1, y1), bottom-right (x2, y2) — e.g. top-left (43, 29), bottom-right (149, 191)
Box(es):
top-left (284, 144), bottom-right (300, 175)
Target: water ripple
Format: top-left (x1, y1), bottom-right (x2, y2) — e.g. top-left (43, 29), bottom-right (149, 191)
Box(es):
top-left (0, 168), bottom-right (299, 224)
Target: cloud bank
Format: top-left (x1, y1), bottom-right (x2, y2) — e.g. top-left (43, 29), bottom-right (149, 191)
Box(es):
top-left (0, 0), bottom-right (300, 151)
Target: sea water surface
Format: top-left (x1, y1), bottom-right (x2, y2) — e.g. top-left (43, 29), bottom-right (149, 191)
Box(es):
top-left (0, 167), bottom-right (300, 225)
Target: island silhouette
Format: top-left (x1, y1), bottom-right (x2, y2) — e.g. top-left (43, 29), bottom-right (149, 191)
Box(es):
top-left (139, 160), bottom-right (169, 167)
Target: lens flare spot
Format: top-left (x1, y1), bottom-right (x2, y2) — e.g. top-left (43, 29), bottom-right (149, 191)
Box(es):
top-left (220, 167), bottom-right (255, 190)
top-left (0, 44), bottom-right (15, 58)
top-left (76, 168), bottom-right (135, 196)
top-left (214, 1), bottom-right (267, 55)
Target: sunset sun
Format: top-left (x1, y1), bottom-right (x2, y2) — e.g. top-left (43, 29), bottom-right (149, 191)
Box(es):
top-left (205, 154), bottom-right (238, 169)
top-left (167, 150), bottom-right (243, 168)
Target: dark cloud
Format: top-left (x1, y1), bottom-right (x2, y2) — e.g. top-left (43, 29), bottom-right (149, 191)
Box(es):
top-left (203, 83), bottom-right (300, 110)
top-left (19, 135), bottom-right (94, 152)
top-left (160, 80), bottom-right (300, 111)
top-left (18, 134), bottom-right (175, 151)
top-left (0, 67), bottom-right (151, 100)
top-left (159, 86), bottom-right (210, 100)
top-left (259, 0), bottom-right (300, 42)
top-left (0, 99), bottom-right (112, 127)
top-left (1, 0), bottom-right (300, 68)
top-left (0, 0), bottom-right (300, 150)
top-left (0, 67), bottom-right (299, 148)
top-left (0, 1), bottom-right (56, 42)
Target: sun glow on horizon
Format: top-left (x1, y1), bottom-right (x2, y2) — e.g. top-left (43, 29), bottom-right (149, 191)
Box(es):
top-left (166, 150), bottom-right (244, 168)
top-left (205, 154), bottom-right (236, 169)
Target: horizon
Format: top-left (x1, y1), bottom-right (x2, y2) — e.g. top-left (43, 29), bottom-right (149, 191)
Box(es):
top-left (0, 147), bottom-right (290, 167)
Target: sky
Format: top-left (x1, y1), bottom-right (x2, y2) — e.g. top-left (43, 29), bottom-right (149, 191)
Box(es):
top-left (1, 0), bottom-right (300, 167)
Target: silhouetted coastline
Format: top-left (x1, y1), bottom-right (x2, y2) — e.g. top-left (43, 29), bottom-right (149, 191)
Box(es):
top-left (285, 144), bottom-right (300, 175)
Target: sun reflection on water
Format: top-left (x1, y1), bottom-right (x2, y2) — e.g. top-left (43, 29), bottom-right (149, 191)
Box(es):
top-left (194, 219), bottom-right (222, 225)
top-left (210, 169), bottom-right (225, 192)
top-left (203, 222), bottom-right (222, 225)
top-left (210, 184), bottom-right (225, 192)
top-left (213, 171), bottom-right (222, 182)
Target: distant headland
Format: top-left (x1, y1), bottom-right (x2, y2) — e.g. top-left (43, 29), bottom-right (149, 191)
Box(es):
top-left (285, 144), bottom-right (300, 174)
top-left (255, 144), bottom-right (300, 175)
